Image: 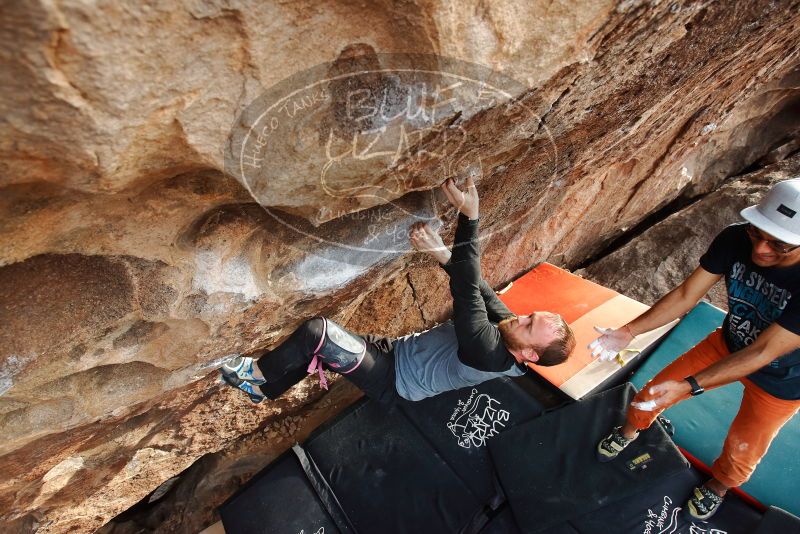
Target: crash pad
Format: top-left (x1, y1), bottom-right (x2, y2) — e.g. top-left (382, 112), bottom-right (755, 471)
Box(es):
top-left (220, 377), bottom-right (545, 533)
top-left (488, 384), bottom-right (689, 533)
top-left (219, 450), bottom-right (345, 534)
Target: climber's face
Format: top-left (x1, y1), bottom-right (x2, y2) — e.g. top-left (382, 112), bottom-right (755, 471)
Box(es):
top-left (498, 312), bottom-right (562, 364)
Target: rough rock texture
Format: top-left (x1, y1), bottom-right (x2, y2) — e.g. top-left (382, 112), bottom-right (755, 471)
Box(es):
top-left (1, 0), bottom-right (618, 196)
top-left (578, 152), bottom-right (800, 308)
top-left (1, 1), bottom-right (800, 532)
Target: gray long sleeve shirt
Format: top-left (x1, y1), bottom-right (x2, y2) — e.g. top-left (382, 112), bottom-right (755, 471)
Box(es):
top-left (394, 214), bottom-right (525, 401)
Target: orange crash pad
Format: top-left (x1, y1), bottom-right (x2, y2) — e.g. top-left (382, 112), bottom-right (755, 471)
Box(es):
top-left (498, 263), bottom-right (674, 399)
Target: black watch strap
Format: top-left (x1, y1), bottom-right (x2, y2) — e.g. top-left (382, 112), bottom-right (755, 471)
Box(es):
top-left (685, 375), bottom-right (704, 396)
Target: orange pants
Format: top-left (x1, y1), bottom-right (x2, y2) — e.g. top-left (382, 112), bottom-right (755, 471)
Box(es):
top-left (627, 329), bottom-right (800, 488)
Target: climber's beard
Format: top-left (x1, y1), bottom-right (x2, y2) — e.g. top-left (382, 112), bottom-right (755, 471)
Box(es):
top-left (498, 315), bottom-right (525, 351)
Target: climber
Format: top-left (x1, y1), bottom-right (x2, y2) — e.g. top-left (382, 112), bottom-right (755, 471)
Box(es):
top-left (219, 174), bottom-right (575, 405)
top-left (590, 178), bottom-right (800, 522)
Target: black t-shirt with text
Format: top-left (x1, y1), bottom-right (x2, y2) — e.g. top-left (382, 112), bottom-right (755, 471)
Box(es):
top-left (699, 222), bottom-right (800, 400)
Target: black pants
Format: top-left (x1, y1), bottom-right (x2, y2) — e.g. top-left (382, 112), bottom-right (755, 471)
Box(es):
top-left (256, 317), bottom-right (399, 403)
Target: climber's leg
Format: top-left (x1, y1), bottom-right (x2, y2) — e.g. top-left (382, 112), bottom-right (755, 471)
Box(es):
top-left (256, 317), bottom-right (397, 402)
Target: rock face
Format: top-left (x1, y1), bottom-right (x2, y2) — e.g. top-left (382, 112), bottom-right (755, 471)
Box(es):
top-left (1, 1), bottom-right (799, 532)
top-left (578, 153), bottom-right (800, 309)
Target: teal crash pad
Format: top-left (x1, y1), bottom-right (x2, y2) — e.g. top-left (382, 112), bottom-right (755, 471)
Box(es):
top-left (631, 301), bottom-right (800, 516)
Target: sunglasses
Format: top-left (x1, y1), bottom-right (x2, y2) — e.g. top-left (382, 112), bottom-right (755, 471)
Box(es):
top-left (746, 224), bottom-right (800, 254)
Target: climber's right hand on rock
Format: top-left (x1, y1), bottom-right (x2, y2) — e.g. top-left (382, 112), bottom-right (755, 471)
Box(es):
top-left (442, 174), bottom-right (479, 220)
top-left (588, 325), bottom-right (634, 361)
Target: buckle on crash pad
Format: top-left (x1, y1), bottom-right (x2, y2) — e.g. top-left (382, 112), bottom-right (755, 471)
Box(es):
top-left (657, 415), bottom-right (675, 436)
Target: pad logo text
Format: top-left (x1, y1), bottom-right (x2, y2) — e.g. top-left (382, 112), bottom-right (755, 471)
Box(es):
top-left (447, 389), bottom-right (510, 449)
top-left (641, 496), bottom-right (727, 534)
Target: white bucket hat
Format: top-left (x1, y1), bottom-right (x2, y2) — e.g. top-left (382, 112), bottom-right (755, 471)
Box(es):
top-left (741, 179), bottom-right (800, 246)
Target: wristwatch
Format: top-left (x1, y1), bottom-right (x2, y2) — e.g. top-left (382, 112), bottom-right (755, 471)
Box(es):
top-left (684, 375), bottom-right (704, 396)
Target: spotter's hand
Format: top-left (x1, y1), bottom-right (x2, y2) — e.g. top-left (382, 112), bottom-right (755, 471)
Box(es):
top-left (441, 174), bottom-right (479, 220)
top-left (631, 380), bottom-right (690, 411)
top-left (588, 325), bottom-right (634, 362)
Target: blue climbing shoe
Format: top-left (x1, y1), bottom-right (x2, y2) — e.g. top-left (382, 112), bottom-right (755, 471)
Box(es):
top-left (219, 369), bottom-right (266, 404)
top-left (221, 356), bottom-right (266, 385)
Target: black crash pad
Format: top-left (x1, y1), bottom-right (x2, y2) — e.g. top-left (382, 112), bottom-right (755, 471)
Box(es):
top-left (397, 376), bottom-right (544, 506)
top-left (570, 466), bottom-right (762, 534)
top-left (219, 450), bottom-right (344, 534)
top-left (479, 506), bottom-right (523, 534)
top-left (220, 377), bottom-right (545, 534)
top-left (300, 377), bottom-right (545, 532)
top-left (304, 398), bottom-right (483, 532)
top-left (479, 505), bottom-right (581, 534)
top-left (481, 466), bottom-right (764, 534)
top-left (489, 383), bottom-right (689, 533)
